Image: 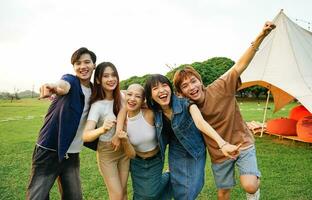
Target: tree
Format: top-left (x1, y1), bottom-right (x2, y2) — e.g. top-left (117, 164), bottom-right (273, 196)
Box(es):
top-left (166, 57), bottom-right (235, 86)
top-left (247, 86), bottom-right (268, 99)
top-left (120, 74), bottom-right (151, 90)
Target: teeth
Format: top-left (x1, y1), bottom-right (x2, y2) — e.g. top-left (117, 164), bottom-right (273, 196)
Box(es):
top-left (190, 90), bottom-right (197, 95)
top-left (128, 102), bottom-right (136, 106)
top-left (107, 83), bottom-right (115, 87)
top-left (80, 70), bottom-right (88, 75)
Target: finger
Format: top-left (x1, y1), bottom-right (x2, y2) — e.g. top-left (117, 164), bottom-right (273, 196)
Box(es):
top-left (38, 93), bottom-right (49, 100)
top-left (227, 154), bottom-right (235, 159)
top-left (107, 119), bottom-right (116, 123)
top-left (107, 121), bottom-right (116, 128)
top-left (230, 150), bottom-right (240, 157)
top-left (111, 143), bottom-right (116, 151)
top-left (38, 87), bottom-right (45, 99)
top-left (270, 24), bottom-right (276, 30)
top-left (113, 144), bottom-right (117, 151)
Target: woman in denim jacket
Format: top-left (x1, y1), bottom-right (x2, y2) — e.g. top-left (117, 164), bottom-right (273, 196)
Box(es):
top-left (144, 74), bottom-right (240, 200)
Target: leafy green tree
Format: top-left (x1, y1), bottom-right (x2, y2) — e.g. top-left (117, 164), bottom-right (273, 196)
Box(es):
top-left (166, 57), bottom-right (234, 86)
top-left (120, 74), bottom-right (151, 90)
top-left (247, 86), bottom-right (268, 99)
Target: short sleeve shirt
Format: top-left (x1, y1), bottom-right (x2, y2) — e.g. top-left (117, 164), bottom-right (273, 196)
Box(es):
top-left (87, 100), bottom-right (116, 141)
top-left (198, 69), bottom-right (254, 163)
top-left (37, 74), bottom-right (85, 161)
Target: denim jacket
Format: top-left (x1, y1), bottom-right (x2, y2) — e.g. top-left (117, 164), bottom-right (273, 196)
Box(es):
top-left (154, 95), bottom-right (206, 160)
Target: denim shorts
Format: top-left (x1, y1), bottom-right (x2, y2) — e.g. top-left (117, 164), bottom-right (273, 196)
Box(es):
top-left (211, 145), bottom-right (261, 189)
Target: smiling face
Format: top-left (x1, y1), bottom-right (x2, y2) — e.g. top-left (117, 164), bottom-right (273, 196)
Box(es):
top-left (126, 84), bottom-right (144, 113)
top-left (173, 66), bottom-right (205, 105)
top-left (145, 74), bottom-right (173, 111)
top-left (73, 53), bottom-right (95, 85)
top-left (179, 75), bottom-right (205, 104)
top-left (97, 66), bottom-right (118, 97)
top-left (151, 82), bottom-right (172, 109)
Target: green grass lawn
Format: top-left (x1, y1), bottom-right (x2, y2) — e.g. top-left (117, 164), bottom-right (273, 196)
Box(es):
top-left (0, 98), bottom-right (311, 199)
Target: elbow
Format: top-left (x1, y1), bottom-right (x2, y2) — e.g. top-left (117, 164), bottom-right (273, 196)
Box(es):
top-left (82, 133), bottom-right (91, 142)
top-left (129, 153), bottom-right (136, 159)
top-left (194, 122), bottom-right (205, 133)
top-left (82, 135), bottom-right (88, 142)
top-left (126, 151), bottom-right (136, 159)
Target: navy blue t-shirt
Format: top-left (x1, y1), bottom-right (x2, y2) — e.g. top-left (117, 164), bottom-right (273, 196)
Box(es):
top-left (37, 74), bottom-right (84, 161)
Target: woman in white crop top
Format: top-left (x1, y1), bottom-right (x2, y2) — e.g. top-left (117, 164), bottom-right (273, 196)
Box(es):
top-left (117, 84), bottom-right (171, 200)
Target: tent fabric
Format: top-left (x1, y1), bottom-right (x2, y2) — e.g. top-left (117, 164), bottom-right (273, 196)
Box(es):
top-left (240, 10), bottom-right (312, 113)
top-left (240, 81), bottom-right (294, 112)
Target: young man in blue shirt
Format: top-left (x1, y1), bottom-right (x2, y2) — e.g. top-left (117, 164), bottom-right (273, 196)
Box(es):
top-left (26, 47), bottom-right (96, 200)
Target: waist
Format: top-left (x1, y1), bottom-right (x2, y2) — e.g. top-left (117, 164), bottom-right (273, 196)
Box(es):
top-left (36, 145), bottom-right (79, 159)
top-left (135, 147), bottom-right (160, 160)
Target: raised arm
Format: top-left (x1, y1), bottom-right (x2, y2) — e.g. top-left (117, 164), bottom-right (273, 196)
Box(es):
top-left (39, 80), bottom-right (71, 99)
top-left (117, 130), bottom-right (136, 158)
top-left (232, 21), bottom-right (276, 76)
top-left (112, 107), bottom-right (127, 151)
top-left (189, 104), bottom-right (241, 158)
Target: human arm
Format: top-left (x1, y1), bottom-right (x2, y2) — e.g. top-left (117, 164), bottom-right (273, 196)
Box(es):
top-left (231, 21), bottom-right (276, 76)
top-left (112, 107), bottom-right (127, 151)
top-left (83, 118), bottom-right (116, 142)
top-left (117, 130), bottom-right (136, 158)
top-left (39, 80), bottom-right (71, 99)
top-left (189, 104), bottom-right (241, 158)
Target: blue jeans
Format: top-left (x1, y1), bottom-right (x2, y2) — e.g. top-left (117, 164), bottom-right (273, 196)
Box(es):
top-left (26, 145), bottom-right (82, 200)
top-left (130, 152), bottom-right (171, 200)
top-left (169, 139), bottom-right (206, 200)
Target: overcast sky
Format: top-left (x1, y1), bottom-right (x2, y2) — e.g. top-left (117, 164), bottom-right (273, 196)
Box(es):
top-left (0, 0), bottom-right (311, 92)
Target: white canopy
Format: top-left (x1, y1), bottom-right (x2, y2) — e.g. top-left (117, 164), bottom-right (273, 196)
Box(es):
top-left (240, 10), bottom-right (312, 113)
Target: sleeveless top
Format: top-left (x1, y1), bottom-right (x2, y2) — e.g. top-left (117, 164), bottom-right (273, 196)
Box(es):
top-left (127, 110), bottom-right (157, 152)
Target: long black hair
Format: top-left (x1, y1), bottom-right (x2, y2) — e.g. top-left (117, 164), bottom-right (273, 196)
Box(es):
top-left (144, 74), bottom-right (173, 111)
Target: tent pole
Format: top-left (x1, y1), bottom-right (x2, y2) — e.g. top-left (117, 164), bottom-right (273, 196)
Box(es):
top-left (260, 90), bottom-right (271, 137)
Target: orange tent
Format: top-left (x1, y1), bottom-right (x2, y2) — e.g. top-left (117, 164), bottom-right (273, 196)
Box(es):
top-left (239, 81), bottom-right (294, 113)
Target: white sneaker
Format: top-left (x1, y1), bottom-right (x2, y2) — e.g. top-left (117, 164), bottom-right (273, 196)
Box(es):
top-left (246, 188), bottom-right (260, 200)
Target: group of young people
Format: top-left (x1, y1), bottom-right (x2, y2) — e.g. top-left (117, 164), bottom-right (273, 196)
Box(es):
top-left (26, 21), bottom-right (276, 200)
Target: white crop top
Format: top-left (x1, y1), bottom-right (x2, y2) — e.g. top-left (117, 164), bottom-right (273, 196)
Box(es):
top-left (126, 110), bottom-right (157, 152)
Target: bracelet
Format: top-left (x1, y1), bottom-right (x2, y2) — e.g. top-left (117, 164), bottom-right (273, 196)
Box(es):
top-left (219, 142), bottom-right (228, 150)
top-left (251, 42), bottom-right (259, 51)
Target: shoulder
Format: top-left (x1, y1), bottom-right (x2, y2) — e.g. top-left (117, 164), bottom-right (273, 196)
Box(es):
top-left (172, 95), bottom-right (190, 113)
top-left (142, 108), bottom-right (154, 125)
top-left (90, 100), bottom-right (104, 108)
top-left (61, 74), bottom-right (76, 83)
top-left (173, 94), bottom-right (188, 104)
top-left (177, 95), bottom-right (190, 106)
top-left (220, 68), bottom-right (239, 80)
top-left (120, 91), bottom-right (126, 106)
top-left (60, 74), bottom-right (82, 91)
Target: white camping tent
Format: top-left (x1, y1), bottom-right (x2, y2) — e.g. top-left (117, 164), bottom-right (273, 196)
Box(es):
top-left (240, 10), bottom-right (312, 113)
